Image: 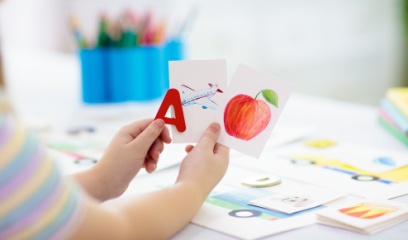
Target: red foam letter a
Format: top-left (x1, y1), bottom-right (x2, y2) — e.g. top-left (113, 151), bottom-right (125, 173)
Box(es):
top-left (154, 88), bottom-right (186, 132)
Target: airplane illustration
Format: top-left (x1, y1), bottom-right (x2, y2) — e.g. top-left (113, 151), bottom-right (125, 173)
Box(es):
top-left (181, 83), bottom-right (223, 109)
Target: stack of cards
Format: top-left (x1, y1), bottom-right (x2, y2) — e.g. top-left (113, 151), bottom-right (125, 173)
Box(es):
top-left (316, 200), bottom-right (408, 234)
top-left (378, 87), bottom-right (408, 146)
top-left (168, 60), bottom-right (292, 158)
top-left (248, 186), bottom-right (344, 214)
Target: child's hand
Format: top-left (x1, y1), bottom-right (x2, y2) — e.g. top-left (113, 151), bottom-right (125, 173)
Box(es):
top-left (102, 118), bottom-right (171, 171)
top-left (81, 119), bottom-right (171, 200)
top-left (176, 122), bottom-right (229, 196)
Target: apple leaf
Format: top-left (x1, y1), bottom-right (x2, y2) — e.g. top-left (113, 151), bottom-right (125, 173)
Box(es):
top-left (262, 89), bottom-right (279, 107)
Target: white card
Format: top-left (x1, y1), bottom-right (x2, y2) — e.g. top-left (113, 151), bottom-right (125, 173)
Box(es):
top-left (214, 64), bottom-right (292, 158)
top-left (317, 199), bottom-right (408, 234)
top-left (249, 186), bottom-right (344, 214)
top-left (277, 141), bottom-right (408, 174)
top-left (335, 145), bottom-right (408, 174)
top-left (169, 60), bottom-right (228, 143)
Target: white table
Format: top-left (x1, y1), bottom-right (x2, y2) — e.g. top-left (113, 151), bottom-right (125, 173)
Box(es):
top-left (4, 48), bottom-right (408, 240)
top-left (169, 93), bottom-right (408, 240)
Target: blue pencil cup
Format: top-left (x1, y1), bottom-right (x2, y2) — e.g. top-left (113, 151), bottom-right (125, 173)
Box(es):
top-left (79, 39), bottom-right (185, 104)
top-left (109, 46), bottom-right (164, 102)
top-left (126, 48), bottom-right (149, 101)
top-left (109, 48), bottom-right (150, 102)
top-left (164, 38), bottom-right (185, 90)
top-left (166, 38), bottom-right (185, 61)
top-left (144, 45), bottom-right (166, 99)
top-left (79, 49), bottom-right (109, 103)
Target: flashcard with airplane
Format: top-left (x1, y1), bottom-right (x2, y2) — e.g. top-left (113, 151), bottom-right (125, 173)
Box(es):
top-left (156, 60), bottom-right (292, 158)
top-left (166, 59), bottom-right (228, 143)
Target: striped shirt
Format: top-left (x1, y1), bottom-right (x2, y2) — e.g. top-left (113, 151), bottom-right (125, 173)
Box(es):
top-left (0, 113), bottom-right (85, 239)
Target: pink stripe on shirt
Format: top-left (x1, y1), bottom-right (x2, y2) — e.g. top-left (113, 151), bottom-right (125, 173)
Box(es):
top-left (0, 147), bottom-right (43, 200)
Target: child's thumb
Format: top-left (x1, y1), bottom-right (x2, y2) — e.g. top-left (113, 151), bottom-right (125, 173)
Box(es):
top-left (196, 122), bottom-right (220, 150)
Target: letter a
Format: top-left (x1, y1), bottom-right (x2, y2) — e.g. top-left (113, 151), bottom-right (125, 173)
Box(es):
top-left (154, 88), bottom-right (186, 132)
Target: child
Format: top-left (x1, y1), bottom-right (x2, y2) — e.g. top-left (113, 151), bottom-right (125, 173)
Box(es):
top-left (0, 82), bottom-right (229, 239)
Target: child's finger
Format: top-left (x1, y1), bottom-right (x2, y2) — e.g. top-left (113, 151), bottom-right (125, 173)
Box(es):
top-left (196, 122), bottom-right (220, 150)
top-left (121, 118), bottom-right (153, 139)
top-left (129, 119), bottom-right (165, 152)
top-left (160, 125), bottom-right (172, 144)
top-left (185, 145), bottom-right (194, 153)
top-left (214, 143), bottom-right (229, 156)
top-left (144, 156), bottom-right (157, 173)
top-left (148, 139), bottom-right (164, 161)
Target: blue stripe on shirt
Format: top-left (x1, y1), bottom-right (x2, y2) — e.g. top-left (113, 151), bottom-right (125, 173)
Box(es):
top-left (31, 186), bottom-right (79, 240)
top-left (0, 131), bottom-right (35, 186)
top-left (0, 164), bottom-right (60, 231)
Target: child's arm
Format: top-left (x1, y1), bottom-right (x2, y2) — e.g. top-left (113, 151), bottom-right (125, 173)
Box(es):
top-left (0, 113), bottom-right (227, 239)
top-left (71, 118), bottom-right (172, 202)
top-left (70, 123), bottom-right (229, 240)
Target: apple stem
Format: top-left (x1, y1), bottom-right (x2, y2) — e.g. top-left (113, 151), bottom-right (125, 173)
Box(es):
top-left (255, 91), bottom-right (262, 100)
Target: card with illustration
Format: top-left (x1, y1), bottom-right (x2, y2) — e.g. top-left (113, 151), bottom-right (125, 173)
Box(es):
top-left (169, 60), bottom-right (228, 143)
top-left (214, 64), bottom-right (292, 158)
top-left (277, 140), bottom-right (408, 174)
top-left (317, 200), bottom-right (408, 234)
top-left (248, 186), bottom-right (344, 214)
top-left (335, 145), bottom-right (408, 174)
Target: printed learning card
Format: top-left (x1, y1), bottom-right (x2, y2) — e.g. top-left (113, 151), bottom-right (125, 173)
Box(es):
top-left (276, 140), bottom-right (408, 174)
top-left (316, 199), bottom-right (408, 234)
top-left (214, 64), bottom-right (292, 158)
top-left (248, 186), bottom-right (344, 214)
top-left (264, 139), bottom-right (408, 199)
top-left (187, 163), bottom-right (357, 240)
top-left (169, 60), bottom-right (228, 143)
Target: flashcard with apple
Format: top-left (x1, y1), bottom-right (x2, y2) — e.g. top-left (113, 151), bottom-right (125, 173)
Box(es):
top-left (169, 59), bottom-right (228, 143)
top-left (215, 64), bottom-right (292, 158)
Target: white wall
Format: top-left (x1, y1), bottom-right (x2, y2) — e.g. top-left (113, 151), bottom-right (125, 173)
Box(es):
top-left (187, 0), bottom-right (405, 105)
top-left (0, 0), bottom-right (69, 51)
top-left (0, 0), bottom-right (405, 105)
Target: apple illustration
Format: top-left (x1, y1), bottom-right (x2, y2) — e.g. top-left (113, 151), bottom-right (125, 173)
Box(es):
top-left (224, 89), bottom-right (278, 141)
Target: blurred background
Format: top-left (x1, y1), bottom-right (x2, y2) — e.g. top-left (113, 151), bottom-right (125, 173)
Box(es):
top-left (0, 0), bottom-right (407, 106)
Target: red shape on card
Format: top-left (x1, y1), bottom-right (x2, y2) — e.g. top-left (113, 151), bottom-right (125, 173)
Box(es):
top-left (155, 88), bottom-right (186, 132)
